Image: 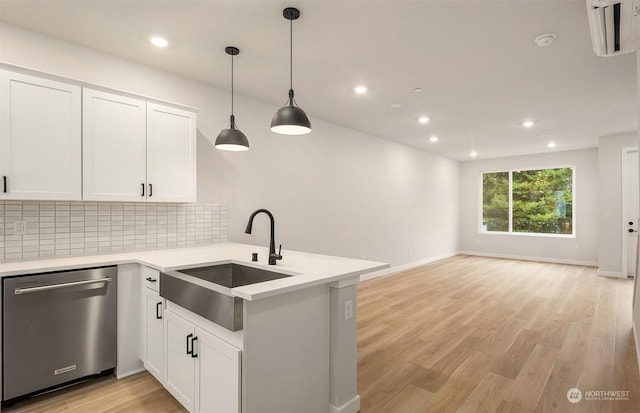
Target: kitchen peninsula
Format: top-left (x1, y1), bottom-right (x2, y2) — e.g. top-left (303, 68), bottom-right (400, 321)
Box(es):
top-left (0, 242), bottom-right (388, 413)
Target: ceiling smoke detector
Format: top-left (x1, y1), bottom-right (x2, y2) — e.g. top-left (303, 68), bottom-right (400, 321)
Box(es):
top-left (534, 33), bottom-right (557, 47)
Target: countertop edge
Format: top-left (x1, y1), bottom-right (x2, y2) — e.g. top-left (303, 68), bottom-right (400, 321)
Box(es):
top-left (0, 244), bottom-right (390, 300)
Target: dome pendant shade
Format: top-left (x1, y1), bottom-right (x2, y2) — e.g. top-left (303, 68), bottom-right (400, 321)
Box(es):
top-left (271, 7), bottom-right (311, 136)
top-left (215, 46), bottom-right (250, 151)
top-left (270, 89), bottom-right (311, 135)
top-left (215, 115), bottom-right (249, 151)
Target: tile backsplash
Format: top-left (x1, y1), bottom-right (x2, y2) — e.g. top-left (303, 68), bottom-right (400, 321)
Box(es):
top-left (0, 201), bottom-right (228, 262)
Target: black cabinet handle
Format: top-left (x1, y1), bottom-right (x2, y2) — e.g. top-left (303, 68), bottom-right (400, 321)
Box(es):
top-left (156, 302), bottom-right (162, 319)
top-left (141, 183), bottom-right (145, 197)
top-left (186, 333), bottom-right (193, 355)
top-left (191, 336), bottom-right (198, 358)
top-left (149, 183), bottom-right (153, 197)
top-left (146, 277), bottom-right (157, 283)
top-left (629, 229), bottom-right (636, 233)
top-left (2, 176), bottom-right (6, 193)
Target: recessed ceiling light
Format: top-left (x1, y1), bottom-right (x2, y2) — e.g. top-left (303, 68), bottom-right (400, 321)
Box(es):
top-left (150, 36), bottom-right (169, 48)
top-left (547, 142), bottom-right (557, 148)
top-left (470, 151), bottom-right (478, 157)
top-left (522, 120), bottom-right (534, 128)
top-left (390, 103), bottom-right (402, 109)
top-left (429, 136), bottom-right (439, 143)
top-left (354, 85), bottom-right (367, 94)
top-left (413, 87), bottom-right (423, 93)
top-left (418, 116), bottom-right (430, 124)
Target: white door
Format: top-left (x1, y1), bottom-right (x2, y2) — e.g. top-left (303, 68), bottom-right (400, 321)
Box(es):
top-left (146, 103), bottom-right (197, 203)
top-left (165, 310), bottom-right (196, 412)
top-left (195, 327), bottom-right (241, 413)
top-left (83, 88), bottom-right (147, 201)
top-left (0, 70), bottom-right (81, 200)
top-left (144, 288), bottom-right (165, 383)
top-left (623, 147), bottom-right (639, 278)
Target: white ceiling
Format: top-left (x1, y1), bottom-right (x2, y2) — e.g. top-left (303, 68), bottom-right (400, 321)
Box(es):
top-left (0, 0), bottom-right (637, 160)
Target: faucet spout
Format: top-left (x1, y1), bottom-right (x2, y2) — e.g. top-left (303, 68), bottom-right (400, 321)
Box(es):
top-left (245, 209), bottom-right (282, 265)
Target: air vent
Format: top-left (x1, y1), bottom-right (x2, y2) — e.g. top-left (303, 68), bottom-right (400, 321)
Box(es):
top-left (586, 0), bottom-right (640, 56)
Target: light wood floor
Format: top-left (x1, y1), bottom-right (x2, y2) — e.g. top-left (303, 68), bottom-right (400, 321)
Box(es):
top-left (5, 256), bottom-right (640, 413)
top-left (357, 255), bottom-right (640, 413)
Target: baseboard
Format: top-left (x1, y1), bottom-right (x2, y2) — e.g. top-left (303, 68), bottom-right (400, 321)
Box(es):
top-left (597, 269), bottom-right (627, 278)
top-left (115, 367), bottom-right (145, 380)
top-left (330, 395), bottom-right (360, 413)
top-left (458, 251), bottom-right (598, 267)
top-left (360, 252), bottom-right (457, 282)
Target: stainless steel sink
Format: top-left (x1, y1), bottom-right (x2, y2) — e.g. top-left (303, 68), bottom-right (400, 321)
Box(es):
top-left (178, 263), bottom-right (291, 287)
top-left (160, 264), bottom-right (292, 331)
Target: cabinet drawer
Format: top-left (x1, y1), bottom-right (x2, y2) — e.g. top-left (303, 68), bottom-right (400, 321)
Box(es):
top-left (141, 266), bottom-right (160, 292)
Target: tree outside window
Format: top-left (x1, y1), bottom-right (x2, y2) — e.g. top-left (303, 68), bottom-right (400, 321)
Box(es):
top-left (482, 167), bottom-right (573, 235)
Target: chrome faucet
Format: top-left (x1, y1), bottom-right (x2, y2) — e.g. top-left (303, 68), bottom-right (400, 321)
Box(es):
top-left (245, 209), bottom-right (282, 265)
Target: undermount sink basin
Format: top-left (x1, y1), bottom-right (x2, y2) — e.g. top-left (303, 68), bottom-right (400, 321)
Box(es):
top-left (177, 263), bottom-right (292, 287)
top-left (160, 263), bottom-right (292, 331)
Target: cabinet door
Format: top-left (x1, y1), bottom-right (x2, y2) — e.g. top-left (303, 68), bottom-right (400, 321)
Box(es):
top-left (195, 327), bottom-right (241, 413)
top-left (146, 103), bottom-right (196, 203)
top-left (143, 288), bottom-right (164, 383)
top-left (165, 310), bottom-right (196, 412)
top-left (83, 89), bottom-right (146, 201)
top-left (0, 70), bottom-right (81, 200)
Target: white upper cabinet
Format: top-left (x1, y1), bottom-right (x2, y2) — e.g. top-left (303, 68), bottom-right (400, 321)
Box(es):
top-left (84, 92), bottom-right (197, 203)
top-left (0, 70), bottom-right (82, 200)
top-left (83, 88), bottom-right (147, 202)
top-left (147, 103), bottom-right (197, 203)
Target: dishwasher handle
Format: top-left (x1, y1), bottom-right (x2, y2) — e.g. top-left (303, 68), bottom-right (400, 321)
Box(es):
top-left (14, 277), bottom-right (112, 295)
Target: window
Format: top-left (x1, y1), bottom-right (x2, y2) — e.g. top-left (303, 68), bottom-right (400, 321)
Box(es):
top-left (481, 167), bottom-right (574, 235)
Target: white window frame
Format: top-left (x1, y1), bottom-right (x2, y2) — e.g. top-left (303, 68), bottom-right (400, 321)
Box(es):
top-left (478, 165), bottom-right (576, 238)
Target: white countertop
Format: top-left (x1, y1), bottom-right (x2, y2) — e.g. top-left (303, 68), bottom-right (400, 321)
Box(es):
top-left (0, 243), bottom-right (389, 300)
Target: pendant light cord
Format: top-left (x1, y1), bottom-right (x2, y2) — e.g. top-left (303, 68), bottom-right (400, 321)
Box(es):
top-left (231, 53), bottom-right (235, 117)
top-left (289, 18), bottom-right (293, 92)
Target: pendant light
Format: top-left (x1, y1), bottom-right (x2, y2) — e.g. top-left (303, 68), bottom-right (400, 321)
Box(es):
top-left (215, 46), bottom-right (250, 151)
top-left (270, 7), bottom-right (311, 135)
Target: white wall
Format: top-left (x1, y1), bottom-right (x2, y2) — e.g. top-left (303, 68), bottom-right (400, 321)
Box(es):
top-left (459, 149), bottom-right (598, 265)
top-left (0, 23), bottom-right (459, 267)
top-left (597, 133), bottom-right (638, 276)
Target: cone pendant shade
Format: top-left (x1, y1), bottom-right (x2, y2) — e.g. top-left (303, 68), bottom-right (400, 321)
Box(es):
top-left (270, 7), bottom-right (311, 135)
top-left (216, 115), bottom-right (249, 151)
top-left (271, 89), bottom-right (311, 135)
top-left (215, 46), bottom-right (250, 151)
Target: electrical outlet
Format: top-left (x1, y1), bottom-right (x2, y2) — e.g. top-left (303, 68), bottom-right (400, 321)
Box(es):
top-left (344, 300), bottom-right (353, 320)
top-left (14, 220), bottom-right (27, 235)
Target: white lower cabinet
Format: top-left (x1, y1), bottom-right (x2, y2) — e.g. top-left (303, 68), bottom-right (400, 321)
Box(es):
top-left (142, 287), bottom-right (164, 383)
top-left (195, 327), bottom-right (241, 413)
top-left (164, 309), bottom-right (241, 413)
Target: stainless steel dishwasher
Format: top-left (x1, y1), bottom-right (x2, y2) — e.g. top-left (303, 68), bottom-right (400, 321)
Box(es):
top-left (2, 266), bottom-right (117, 404)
